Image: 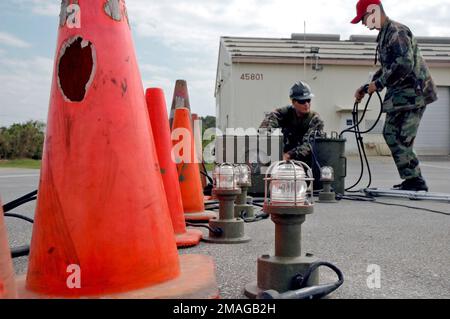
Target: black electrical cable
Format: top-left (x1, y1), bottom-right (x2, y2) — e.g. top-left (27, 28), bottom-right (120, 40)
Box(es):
top-left (2, 191), bottom-right (37, 259)
top-left (4, 213), bottom-right (34, 224)
top-left (258, 261), bottom-right (344, 299)
top-left (340, 90), bottom-right (384, 192)
top-left (370, 200), bottom-right (450, 216)
top-left (2, 190), bottom-right (37, 213)
top-left (11, 245), bottom-right (30, 258)
top-left (204, 205), bottom-right (220, 210)
top-left (239, 210), bottom-right (269, 223)
top-left (200, 161), bottom-right (214, 185)
top-left (336, 193), bottom-right (449, 216)
top-left (185, 222), bottom-right (223, 235)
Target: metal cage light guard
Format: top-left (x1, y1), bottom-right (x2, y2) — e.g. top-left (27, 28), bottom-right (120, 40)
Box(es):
top-left (263, 160), bottom-right (315, 208)
top-left (234, 164), bottom-right (252, 187)
top-left (213, 163), bottom-right (240, 191)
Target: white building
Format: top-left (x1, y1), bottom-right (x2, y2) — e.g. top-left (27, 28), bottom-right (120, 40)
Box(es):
top-left (215, 34), bottom-right (450, 155)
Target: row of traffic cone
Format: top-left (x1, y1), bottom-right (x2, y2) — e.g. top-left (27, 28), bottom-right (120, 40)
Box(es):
top-left (1, 0), bottom-right (218, 299)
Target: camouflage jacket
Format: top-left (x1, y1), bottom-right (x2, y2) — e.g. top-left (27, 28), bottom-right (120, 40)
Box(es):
top-left (373, 18), bottom-right (438, 113)
top-left (259, 106), bottom-right (324, 159)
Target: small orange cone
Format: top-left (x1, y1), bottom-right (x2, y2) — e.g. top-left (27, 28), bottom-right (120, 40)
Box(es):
top-left (16, 0), bottom-right (217, 299)
top-left (172, 108), bottom-right (216, 222)
top-left (0, 199), bottom-right (17, 299)
top-left (145, 88), bottom-right (202, 247)
top-left (169, 80), bottom-right (191, 129)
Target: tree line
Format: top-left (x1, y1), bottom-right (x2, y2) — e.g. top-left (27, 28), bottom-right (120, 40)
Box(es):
top-left (0, 121), bottom-right (45, 160)
top-left (0, 116), bottom-right (216, 161)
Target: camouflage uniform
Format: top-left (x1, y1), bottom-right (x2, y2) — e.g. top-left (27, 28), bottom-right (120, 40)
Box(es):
top-left (259, 106), bottom-right (324, 162)
top-left (373, 18), bottom-right (438, 179)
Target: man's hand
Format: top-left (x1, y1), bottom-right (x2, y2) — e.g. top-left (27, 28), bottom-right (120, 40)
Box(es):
top-left (283, 153), bottom-right (291, 161)
top-left (367, 81), bottom-right (378, 94)
top-left (354, 87), bottom-right (366, 103)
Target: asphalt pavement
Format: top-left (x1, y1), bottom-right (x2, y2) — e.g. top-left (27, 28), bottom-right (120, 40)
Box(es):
top-left (1, 156), bottom-right (449, 299)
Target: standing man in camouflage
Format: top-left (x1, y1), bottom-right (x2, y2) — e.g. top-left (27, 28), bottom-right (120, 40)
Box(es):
top-left (260, 81), bottom-right (324, 166)
top-left (352, 0), bottom-right (438, 191)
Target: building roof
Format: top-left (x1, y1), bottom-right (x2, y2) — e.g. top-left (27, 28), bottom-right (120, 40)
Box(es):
top-left (220, 34), bottom-right (450, 67)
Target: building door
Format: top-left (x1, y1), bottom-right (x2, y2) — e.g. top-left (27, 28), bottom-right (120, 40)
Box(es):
top-left (415, 87), bottom-right (450, 155)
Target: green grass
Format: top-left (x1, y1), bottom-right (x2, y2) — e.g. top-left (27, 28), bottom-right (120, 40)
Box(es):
top-left (0, 159), bottom-right (41, 169)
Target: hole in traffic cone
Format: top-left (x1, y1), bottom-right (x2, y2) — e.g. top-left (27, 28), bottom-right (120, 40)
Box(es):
top-left (0, 199), bottom-right (18, 299)
top-left (145, 88), bottom-right (202, 248)
top-left (172, 107), bottom-right (217, 222)
top-left (16, 0), bottom-right (218, 299)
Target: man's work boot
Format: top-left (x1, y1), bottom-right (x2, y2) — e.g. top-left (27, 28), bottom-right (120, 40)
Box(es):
top-left (396, 177), bottom-right (429, 192)
top-left (392, 180), bottom-right (407, 189)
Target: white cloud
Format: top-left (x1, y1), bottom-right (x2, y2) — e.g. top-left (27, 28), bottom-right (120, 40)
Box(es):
top-left (0, 31), bottom-right (31, 48)
top-left (0, 55), bottom-right (53, 126)
top-left (1, 0), bottom-right (450, 124)
top-left (10, 0), bottom-right (59, 16)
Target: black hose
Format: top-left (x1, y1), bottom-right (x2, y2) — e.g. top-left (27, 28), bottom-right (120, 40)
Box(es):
top-left (2, 190), bottom-right (37, 213)
top-left (11, 245), bottom-right (30, 258)
top-left (240, 210), bottom-right (269, 223)
top-left (185, 222), bottom-right (223, 235)
top-left (4, 213), bottom-right (34, 224)
top-left (340, 91), bottom-right (384, 192)
top-left (258, 261), bottom-right (344, 299)
top-left (200, 162), bottom-right (214, 185)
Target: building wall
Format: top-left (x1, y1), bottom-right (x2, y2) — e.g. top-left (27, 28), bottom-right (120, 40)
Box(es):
top-left (217, 60), bottom-right (450, 155)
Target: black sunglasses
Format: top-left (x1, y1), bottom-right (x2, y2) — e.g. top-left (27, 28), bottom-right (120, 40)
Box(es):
top-left (294, 99), bottom-right (311, 105)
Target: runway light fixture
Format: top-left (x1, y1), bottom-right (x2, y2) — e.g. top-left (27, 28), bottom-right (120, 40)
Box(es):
top-left (234, 164), bottom-right (255, 218)
top-left (318, 166), bottom-right (337, 203)
top-left (245, 160), bottom-right (319, 298)
top-left (203, 163), bottom-right (251, 244)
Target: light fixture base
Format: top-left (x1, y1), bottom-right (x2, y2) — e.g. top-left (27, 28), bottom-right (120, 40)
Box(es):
top-left (244, 254), bottom-right (319, 299)
top-left (203, 218), bottom-right (251, 244)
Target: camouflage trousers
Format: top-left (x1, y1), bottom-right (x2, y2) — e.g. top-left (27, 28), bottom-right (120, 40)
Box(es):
top-left (383, 107), bottom-right (426, 179)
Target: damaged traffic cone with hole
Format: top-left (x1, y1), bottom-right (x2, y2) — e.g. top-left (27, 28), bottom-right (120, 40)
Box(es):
top-left (169, 80), bottom-right (191, 128)
top-left (145, 88), bottom-right (202, 248)
top-left (17, 0), bottom-right (218, 299)
top-left (0, 199), bottom-right (17, 299)
top-left (172, 107), bottom-right (217, 222)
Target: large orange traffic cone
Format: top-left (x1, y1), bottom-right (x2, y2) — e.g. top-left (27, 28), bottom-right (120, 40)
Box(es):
top-left (17, 0), bottom-right (217, 299)
top-left (0, 199), bottom-right (17, 299)
top-left (172, 108), bottom-right (216, 222)
top-left (145, 88), bottom-right (202, 247)
top-left (169, 80), bottom-right (191, 128)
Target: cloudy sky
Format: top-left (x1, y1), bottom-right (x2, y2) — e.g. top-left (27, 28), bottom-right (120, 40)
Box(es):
top-left (0, 0), bottom-right (449, 126)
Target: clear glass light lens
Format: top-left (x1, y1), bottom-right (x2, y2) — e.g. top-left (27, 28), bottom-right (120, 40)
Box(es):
top-left (214, 165), bottom-right (237, 190)
top-left (270, 163), bottom-right (307, 205)
top-left (320, 166), bottom-right (334, 181)
top-left (236, 165), bottom-right (250, 184)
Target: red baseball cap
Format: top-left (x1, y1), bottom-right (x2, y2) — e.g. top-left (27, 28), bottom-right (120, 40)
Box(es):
top-left (351, 0), bottom-right (381, 24)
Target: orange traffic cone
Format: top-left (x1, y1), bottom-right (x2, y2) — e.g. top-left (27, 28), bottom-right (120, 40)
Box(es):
top-left (191, 113), bottom-right (208, 190)
top-left (172, 108), bottom-right (216, 222)
top-left (17, 0), bottom-right (217, 299)
top-left (145, 88), bottom-right (202, 247)
top-left (0, 199), bottom-right (17, 299)
top-left (169, 80), bottom-right (191, 128)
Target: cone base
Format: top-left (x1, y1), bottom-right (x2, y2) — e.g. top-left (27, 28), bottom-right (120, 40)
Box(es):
top-left (16, 254), bottom-right (219, 299)
top-left (184, 210), bottom-right (217, 222)
top-left (176, 229), bottom-right (203, 248)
